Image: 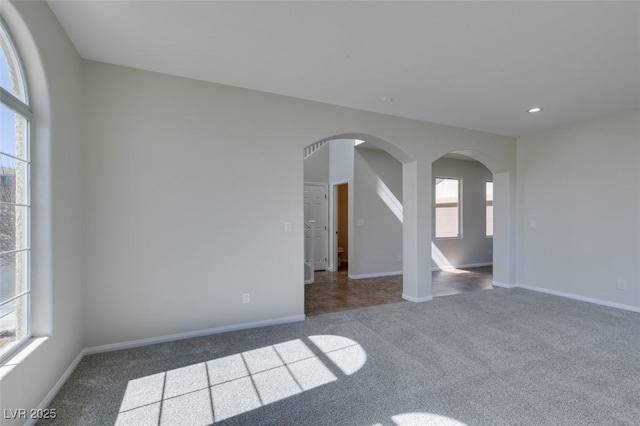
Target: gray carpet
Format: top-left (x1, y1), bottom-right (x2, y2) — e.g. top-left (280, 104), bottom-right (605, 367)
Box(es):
top-left (39, 288), bottom-right (640, 425)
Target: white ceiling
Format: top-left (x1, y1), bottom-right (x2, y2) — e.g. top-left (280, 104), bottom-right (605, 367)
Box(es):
top-left (47, 1), bottom-right (640, 137)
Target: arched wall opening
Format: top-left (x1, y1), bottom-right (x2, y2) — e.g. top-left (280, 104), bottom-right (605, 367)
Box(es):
top-left (303, 133), bottom-right (426, 308)
top-left (432, 149), bottom-right (514, 291)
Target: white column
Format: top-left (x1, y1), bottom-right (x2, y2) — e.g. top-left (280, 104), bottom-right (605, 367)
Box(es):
top-left (402, 161), bottom-right (432, 302)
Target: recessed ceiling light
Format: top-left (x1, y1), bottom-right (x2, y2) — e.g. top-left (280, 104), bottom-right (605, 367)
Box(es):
top-left (354, 139), bottom-right (365, 146)
top-left (380, 96), bottom-right (394, 103)
top-left (528, 107), bottom-right (543, 113)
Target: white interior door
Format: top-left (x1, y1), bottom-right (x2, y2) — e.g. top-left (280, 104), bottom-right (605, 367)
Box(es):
top-left (304, 184), bottom-right (328, 271)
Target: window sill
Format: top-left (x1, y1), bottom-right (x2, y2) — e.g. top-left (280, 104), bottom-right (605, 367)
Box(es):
top-left (0, 337), bottom-right (48, 381)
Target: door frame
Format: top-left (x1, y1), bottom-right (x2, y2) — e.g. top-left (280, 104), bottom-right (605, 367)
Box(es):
top-left (329, 179), bottom-right (349, 271)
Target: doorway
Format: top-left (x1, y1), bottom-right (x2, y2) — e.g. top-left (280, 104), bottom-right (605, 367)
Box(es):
top-left (431, 154), bottom-right (495, 297)
top-left (302, 137), bottom-right (514, 306)
top-left (333, 183), bottom-right (348, 272)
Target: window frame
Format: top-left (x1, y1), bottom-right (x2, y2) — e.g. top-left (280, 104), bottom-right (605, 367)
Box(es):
top-left (0, 17), bottom-right (32, 363)
top-left (434, 176), bottom-right (462, 239)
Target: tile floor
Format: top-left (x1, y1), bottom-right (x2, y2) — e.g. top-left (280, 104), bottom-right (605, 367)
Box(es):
top-left (305, 264), bottom-right (493, 316)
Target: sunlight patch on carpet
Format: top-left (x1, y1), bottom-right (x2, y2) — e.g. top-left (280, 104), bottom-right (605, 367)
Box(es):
top-left (115, 335), bottom-right (365, 425)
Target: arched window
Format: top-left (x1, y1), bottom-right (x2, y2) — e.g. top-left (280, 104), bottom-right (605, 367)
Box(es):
top-left (0, 18), bottom-right (31, 360)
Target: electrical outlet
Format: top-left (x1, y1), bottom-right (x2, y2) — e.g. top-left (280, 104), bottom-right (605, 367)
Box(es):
top-left (242, 293), bottom-right (251, 304)
top-left (617, 280), bottom-right (627, 290)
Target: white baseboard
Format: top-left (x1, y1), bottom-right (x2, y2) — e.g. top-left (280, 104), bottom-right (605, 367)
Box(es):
top-left (402, 294), bottom-right (433, 303)
top-left (518, 284), bottom-right (640, 314)
top-left (27, 349), bottom-right (86, 426)
top-left (492, 280), bottom-right (517, 289)
top-left (432, 262), bottom-right (492, 272)
top-left (84, 314), bottom-right (306, 355)
top-left (349, 271), bottom-right (403, 279)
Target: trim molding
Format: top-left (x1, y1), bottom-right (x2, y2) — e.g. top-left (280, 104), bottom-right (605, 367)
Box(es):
top-left (349, 271), bottom-right (402, 279)
top-left (304, 279), bottom-right (312, 284)
top-left (84, 314), bottom-right (306, 355)
top-left (492, 280), bottom-right (517, 289)
top-left (402, 294), bottom-right (433, 303)
top-left (432, 262), bottom-right (492, 272)
top-left (27, 349), bottom-right (86, 426)
top-left (519, 284), bottom-right (640, 314)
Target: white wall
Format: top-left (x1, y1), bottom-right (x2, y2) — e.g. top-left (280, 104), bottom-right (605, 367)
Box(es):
top-left (351, 148), bottom-right (403, 277)
top-left (517, 109), bottom-right (640, 308)
top-left (80, 60), bottom-right (516, 345)
top-left (82, 61), bottom-right (309, 346)
top-left (329, 139), bottom-right (354, 183)
top-left (303, 142), bottom-right (328, 183)
top-left (79, 60), bottom-right (516, 345)
top-left (432, 157), bottom-right (493, 269)
top-left (0, 1), bottom-right (84, 424)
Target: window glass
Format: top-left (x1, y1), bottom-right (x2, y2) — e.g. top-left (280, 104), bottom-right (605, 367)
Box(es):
top-left (0, 23), bottom-right (27, 103)
top-left (0, 103), bottom-right (29, 160)
top-left (435, 178), bottom-right (460, 238)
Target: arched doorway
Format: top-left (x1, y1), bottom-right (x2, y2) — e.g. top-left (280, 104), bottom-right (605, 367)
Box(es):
top-left (431, 152), bottom-right (495, 296)
top-left (303, 134), bottom-right (417, 314)
top-left (432, 149), bottom-right (514, 294)
top-left (302, 137), bottom-right (515, 314)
